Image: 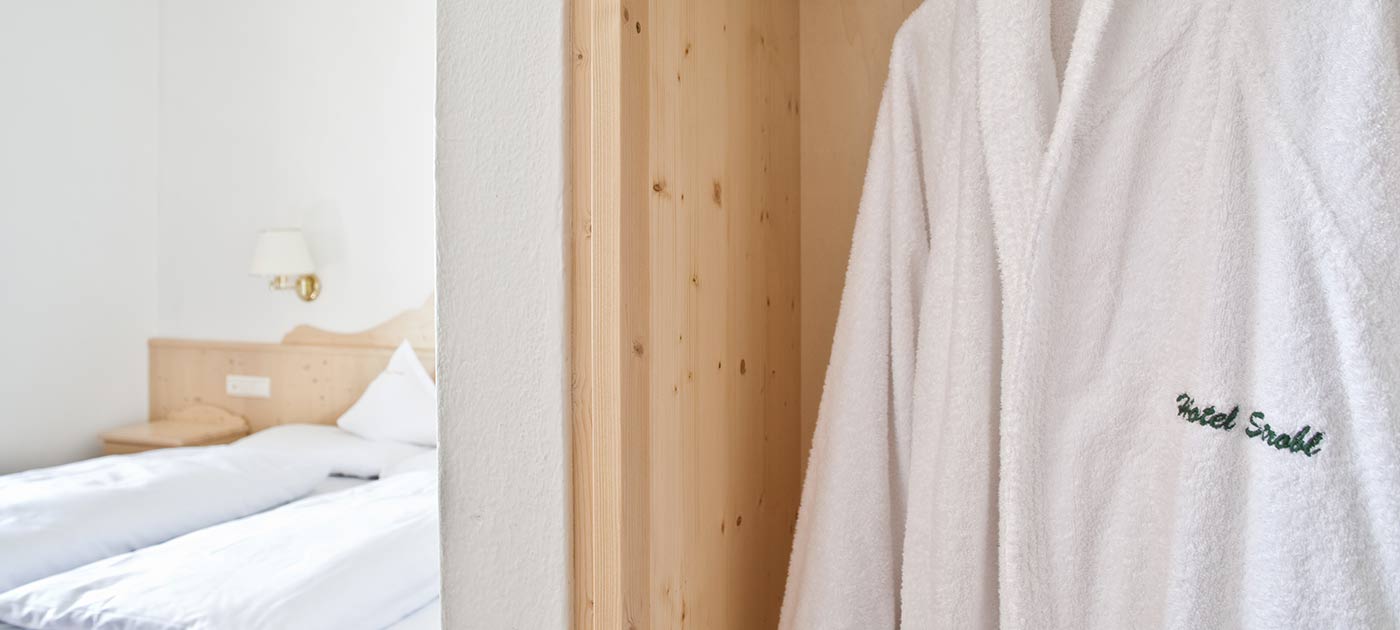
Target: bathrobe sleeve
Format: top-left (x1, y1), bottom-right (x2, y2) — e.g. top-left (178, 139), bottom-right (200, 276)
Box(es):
top-left (781, 40), bottom-right (929, 630)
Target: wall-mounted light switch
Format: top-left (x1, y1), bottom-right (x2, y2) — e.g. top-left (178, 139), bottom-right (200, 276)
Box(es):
top-left (226, 375), bottom-right (272, 399)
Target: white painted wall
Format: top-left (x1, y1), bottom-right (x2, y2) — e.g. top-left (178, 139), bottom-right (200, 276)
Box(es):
top-left (0, 1), bottom-right (436, 472)
top-left (157, 0), bottom-right (437, 343)
top-left (437, 0), bottom-right (570, 626)
top-left (0, 1), bottom-right (160, 473)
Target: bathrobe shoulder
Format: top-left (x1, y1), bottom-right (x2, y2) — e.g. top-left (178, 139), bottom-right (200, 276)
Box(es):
top-left (780, 3), bottom-right (1001, 628)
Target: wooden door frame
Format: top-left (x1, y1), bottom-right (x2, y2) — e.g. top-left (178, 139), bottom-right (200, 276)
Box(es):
top-left (570, 1), bottom-right (649, 627)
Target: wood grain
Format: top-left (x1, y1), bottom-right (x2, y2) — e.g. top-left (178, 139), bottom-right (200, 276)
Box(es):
top-left (149, 301), bottom-right (435, 433)
top-left (164, 403), bottom-right (248, 427)
top-left (570, 1), bottom-right (640, 627)
top-left (101, 405), bottom-right (250, 454)
top-left (101, 433), bottom-right (245, 456)
top-left (282, 297), bottom-right (435, 351)
top-left (572, 0), bottom-right (800, 628)
top-left (799, 0), bottom-right (921, 473)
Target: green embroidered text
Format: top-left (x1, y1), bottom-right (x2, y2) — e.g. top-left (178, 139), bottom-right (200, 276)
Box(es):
top-left (1175, 392), bottom-right (1324, 458)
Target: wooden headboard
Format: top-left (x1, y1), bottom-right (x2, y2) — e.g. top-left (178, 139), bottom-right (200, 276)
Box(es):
top-left (149, 299), bottom-right (435, 432)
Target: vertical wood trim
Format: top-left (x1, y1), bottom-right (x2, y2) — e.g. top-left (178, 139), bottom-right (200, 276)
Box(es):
top-left (573, 1), bottom-right (652, 628)
top-left (571, 1), bottom-right (622, 627)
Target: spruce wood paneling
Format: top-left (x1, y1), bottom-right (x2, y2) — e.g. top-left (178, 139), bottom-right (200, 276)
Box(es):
top-left (148, 301), bottom-right (434, 433)
top-left (571, 1), bottom-right (800, 627)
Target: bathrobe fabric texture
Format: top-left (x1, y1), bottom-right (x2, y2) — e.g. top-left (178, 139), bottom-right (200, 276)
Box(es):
top-left (782, 1), bottom-right (1400, 629)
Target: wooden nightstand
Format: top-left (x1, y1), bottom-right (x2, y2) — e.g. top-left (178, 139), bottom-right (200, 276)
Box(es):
top-left (101, 405), bottom-right (250, 455)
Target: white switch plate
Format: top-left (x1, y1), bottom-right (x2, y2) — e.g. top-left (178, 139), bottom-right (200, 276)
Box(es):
top-left (226, 375), bottom-right (272, 399)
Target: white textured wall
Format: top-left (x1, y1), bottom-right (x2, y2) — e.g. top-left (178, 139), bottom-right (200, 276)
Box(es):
top-left (0, 0), bottom-right (160, 473)
top-left (157, 0), bottom-right (437, 342)
top-left (437, 0), bottom-right (570, 626)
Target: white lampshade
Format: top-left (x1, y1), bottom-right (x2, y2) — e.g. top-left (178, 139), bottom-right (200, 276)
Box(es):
top-left (250, 228), bottom-right (316, 276)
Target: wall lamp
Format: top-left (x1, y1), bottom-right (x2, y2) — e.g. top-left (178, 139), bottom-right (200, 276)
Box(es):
top-left (250, 228), bottom-right (321, 302)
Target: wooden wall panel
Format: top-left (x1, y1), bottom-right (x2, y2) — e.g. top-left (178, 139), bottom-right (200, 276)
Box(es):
top-left (149, 300), bottom-right (436, 432)
top-left (571, 0), bottom-right (799, 628)
top-left (149, 340), bottom-right (433, 431)
top-left (798, 0), bottom-right (921, 470)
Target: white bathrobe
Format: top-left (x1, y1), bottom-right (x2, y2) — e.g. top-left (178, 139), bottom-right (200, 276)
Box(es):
top-left (783, 1), bottom-right (1400, 628)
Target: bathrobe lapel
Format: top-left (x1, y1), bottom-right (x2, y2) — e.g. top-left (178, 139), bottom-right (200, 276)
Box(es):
top-left (975, 0), bottom-right (1113, 280)
top-left (974, 0), bottom-right (1058, 281)
top-left (974, 1), bottom-right (1120, 626)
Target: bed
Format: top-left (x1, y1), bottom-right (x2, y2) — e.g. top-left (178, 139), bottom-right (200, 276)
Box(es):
top-left (0, 469), bottom-right (439, 630)
top-left (0, 604), bottom-right (439, 630)
top-left (0, 446), bottom-right (438, 630)
top-left (0, 446), bottom-right (330, 594)
top-left (0, 305), bottom-right (442, 629)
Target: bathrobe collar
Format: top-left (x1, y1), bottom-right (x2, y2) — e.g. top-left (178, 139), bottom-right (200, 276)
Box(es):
top-left (976, 0), bottom-right (1117, 280)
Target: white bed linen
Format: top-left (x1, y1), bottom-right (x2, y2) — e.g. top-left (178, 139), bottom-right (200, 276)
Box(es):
top-left (0, 591), bottom-right (437, 630)
top-left (337, 340), bottom-right (438, 447)
top-left (0, 472), bottom-right (439, 630)
top-left (383, 449), bottom-right (437, 477)
top-left (385, 599), bottom-right (440, 630)
top-left (0, 446), bottom-right (329, 594)
top-left (308, 474), bottom-right (371, 496)
top-left (233, 423), bottom-right (430, 479)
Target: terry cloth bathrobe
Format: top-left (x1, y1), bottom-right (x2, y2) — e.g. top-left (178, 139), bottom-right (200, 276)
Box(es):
top-left (782, 1), bottom-right (1400, 629)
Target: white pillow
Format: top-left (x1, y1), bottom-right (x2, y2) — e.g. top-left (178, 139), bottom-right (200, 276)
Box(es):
top-left (234, 424), bottom-right (429, 479)
top-left (383, 449), bottom-right (437, 477)
top-left (336, 340), bottom-right (438, 446)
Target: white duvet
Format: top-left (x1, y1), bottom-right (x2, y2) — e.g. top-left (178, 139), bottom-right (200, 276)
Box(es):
top-left (0, 446), bottom-right (328, 594)
top-left (0, 471), bottom-right (440, 630)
